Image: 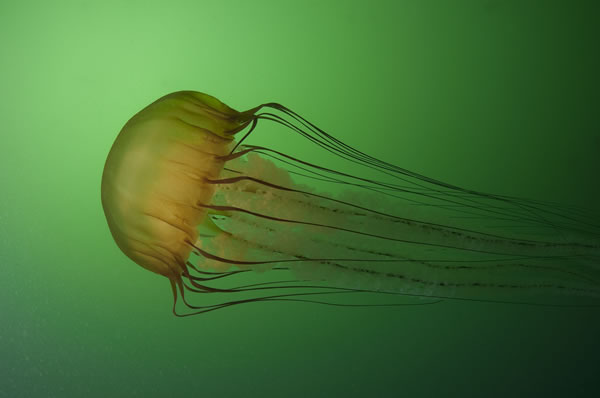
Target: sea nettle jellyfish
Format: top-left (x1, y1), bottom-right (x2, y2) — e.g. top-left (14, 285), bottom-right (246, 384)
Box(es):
top-left (101, 91), bottom-right (600, 316)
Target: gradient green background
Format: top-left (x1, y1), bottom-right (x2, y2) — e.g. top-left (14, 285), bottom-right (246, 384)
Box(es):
top-left (1, 1), bottom-right (599, 397)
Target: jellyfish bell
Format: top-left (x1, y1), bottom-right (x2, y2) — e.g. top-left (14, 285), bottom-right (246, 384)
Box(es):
top-left (101, 90), bottom-right (600, 316)
top-left (101, 92), bottom-right (251, 278)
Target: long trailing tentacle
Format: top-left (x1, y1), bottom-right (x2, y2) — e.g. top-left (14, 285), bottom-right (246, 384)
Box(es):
top-left (262, 103), bottom-right (600, 228)
top-left (171, 254), bottom-right (600, 317)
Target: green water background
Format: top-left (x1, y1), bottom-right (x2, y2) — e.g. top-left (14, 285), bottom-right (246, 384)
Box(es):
top-left (1, 1), bottom-right (599, 397)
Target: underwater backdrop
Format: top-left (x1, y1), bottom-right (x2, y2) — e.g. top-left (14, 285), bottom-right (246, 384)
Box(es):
top-left (1, 1), bottom-right (599, 397)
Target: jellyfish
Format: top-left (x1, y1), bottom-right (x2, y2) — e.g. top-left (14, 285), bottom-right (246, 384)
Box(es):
top-left (101, 91), bottom-right (600, 316)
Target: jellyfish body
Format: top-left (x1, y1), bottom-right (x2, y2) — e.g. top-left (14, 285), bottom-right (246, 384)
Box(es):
top-left (101, 91), bottom-right (600, 315)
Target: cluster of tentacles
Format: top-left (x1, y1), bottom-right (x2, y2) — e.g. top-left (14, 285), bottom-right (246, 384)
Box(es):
top-left (169, 103), bottom-right (600, 316)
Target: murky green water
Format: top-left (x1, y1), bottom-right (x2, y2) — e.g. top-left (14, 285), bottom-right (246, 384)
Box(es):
top-left (1, 1), bottom-right (599, 397)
